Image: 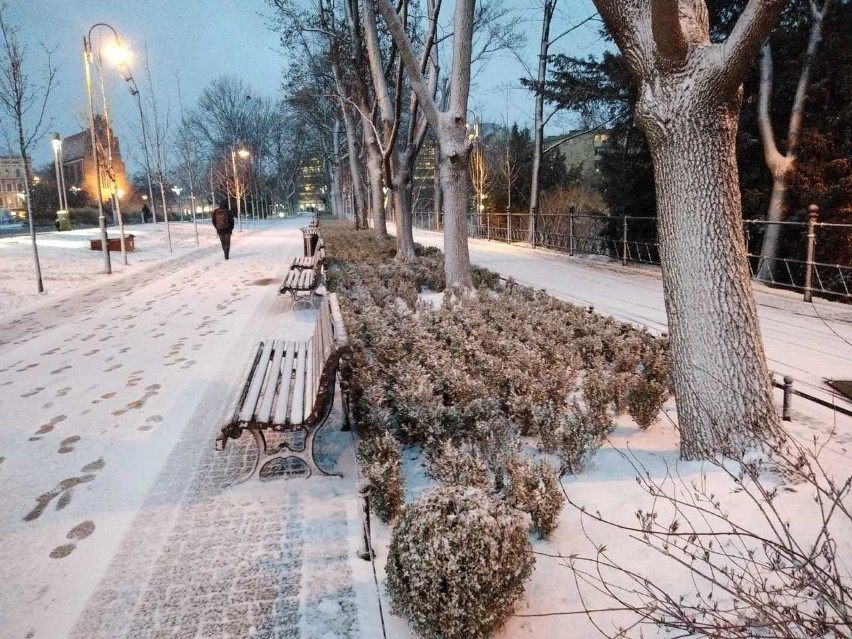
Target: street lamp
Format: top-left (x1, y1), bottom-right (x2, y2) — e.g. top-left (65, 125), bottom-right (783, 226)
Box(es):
top-left (50, 133), bottom-right (70, 230)
top-left (117, 62), bottom-right (157, 225)
top-left (84, 23), bottom-right (131, 274)
top-left (231, 146), bottom-right (250, 232)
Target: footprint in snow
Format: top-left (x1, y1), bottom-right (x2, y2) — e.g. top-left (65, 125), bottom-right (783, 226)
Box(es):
top-left (58, 436), bottom-right (80, 454)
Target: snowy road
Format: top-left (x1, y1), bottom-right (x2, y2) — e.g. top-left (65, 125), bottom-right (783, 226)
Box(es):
top-left (407, 227), bottom-right (852, 411)
top-left (0, 219), bottom-right (379, 639)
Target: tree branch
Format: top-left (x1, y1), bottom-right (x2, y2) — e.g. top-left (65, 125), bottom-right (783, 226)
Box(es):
top-left (375, 0), bottom-right (442, 130)
top-left (720, 0), bottom-right (788, 93)
top-left (757, 43), bottom-right (786, 177)
top-left (651, 0), bottom-right (688, 64)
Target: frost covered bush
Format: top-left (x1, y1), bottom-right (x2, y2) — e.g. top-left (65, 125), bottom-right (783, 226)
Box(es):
top-left (582, 365), bottom-right (614, 433)
top-left (357, 427), bottom-right (404, 523)
top-left (426, 440), bottom-right (490, 491)
top-left (627, 378), bottom-right (668, 429)
top-left (507, 457), bottom-right (564, 538)
top-left (321, 221), bottom-right (670, 480)
top-left (555, 403), bottom-right (605, 475)
top-left (386, 486), bottom-right (535, 639)
top-left (471, 409), bottom-right (519, 491)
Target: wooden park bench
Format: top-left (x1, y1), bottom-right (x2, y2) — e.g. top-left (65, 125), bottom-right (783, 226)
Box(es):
top-left (290, 238), bottom-right (325, 270)
top-left (279, 262), bottom-right (322, 309)
top-left (215, 292), bottom-right (352, 483)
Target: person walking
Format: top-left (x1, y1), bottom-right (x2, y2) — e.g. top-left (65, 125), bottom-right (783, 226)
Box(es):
top-left (211, 201), bottom-right (236, 259)
top-left (141, 203), bottom-right (151, 223)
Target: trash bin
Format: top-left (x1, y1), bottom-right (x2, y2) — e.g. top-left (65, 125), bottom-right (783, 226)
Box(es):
top-left (301, 225), bottom-right (319, 257)
top-left (56, 209), bottom-right (70, 231)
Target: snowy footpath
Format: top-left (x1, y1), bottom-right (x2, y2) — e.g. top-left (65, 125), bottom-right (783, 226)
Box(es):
top-left (0, 219), bottom-right (382, 639)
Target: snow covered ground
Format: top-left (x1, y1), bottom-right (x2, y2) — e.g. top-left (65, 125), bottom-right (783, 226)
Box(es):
top-left (0, 218), bottom-right (382, 639)
top-left (0, 219), bottom-right (849, 639)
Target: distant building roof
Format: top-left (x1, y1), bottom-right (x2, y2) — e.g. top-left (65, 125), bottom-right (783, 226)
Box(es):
top-left (62, 130), bottom-right (89, 163)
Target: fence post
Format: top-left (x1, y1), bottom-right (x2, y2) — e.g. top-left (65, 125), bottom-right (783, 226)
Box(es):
top-left (622, 215), bottom-right (628, 266)
top-left (568, 206), bottom-right (575, 256)
top-left (782, 375), bottom-right (793, 421)
top-left (356, 480), bottom-right (374, 560)
top-left (803, 204), bottom-right (818, 302)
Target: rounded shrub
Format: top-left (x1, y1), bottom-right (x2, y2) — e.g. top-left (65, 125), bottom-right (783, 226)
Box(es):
top-left (386, 485), bottom-right (534, 639)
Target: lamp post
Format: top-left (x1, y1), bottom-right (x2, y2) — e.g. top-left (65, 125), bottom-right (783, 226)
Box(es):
top-left (83, 23), bottom-right (119, 274)
top-left (51, 133), bottom-right (70, 231)
top-left (118, 62), bottom-right (157, 224)
top-left (230, 146), bottom-right (250, 232)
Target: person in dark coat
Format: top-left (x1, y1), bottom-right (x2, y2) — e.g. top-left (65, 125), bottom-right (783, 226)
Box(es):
top-left (141, 203), bottom-right (151, 223)
top-left (211, 201), bottom-right (236, 259)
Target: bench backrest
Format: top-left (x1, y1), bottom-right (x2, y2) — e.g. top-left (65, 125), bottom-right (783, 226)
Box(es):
top-left (303, 291), bottom-right (348, 424)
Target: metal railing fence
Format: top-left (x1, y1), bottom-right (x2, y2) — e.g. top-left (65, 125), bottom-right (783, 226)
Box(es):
top-left (411, 204), bottom-right (851, 302)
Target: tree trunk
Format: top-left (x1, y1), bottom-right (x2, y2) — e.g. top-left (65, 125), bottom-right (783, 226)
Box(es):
top-left (755, 176), bottom-right (787, 281)
top-left (437, 118), bottom-right (473, 288)
top-left (644, 102), bottom-right (780, 459)
top-left (338, 99), bottom-right (367, 229)
top-left (393, 151), bottom-right (416, 259)
top-left (529, 0), bottom-right (556, 247)
top-left (363, 126), bottom-right (388, 237)
top-left (756, 3), bottom-right (829, 281)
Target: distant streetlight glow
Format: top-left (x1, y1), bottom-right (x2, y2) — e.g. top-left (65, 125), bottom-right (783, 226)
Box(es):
top-left (231, 146), bottom-right (250, 232)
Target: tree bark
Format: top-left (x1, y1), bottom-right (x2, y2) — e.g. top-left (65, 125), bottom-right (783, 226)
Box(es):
top-left (437, 115), bottom-right (474, 288)
top-left (645, 101), bottom-right (779, 459)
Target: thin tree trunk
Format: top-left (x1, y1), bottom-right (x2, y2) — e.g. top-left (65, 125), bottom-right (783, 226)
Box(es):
top-left (393, 151), bottom-right (416, 258)
top-left (339, 101), bottom-right (367, 229)
top-left (363, 117), bottom-right (388, 237)
top-left (648, 110), bottom-right (780, 459)
top-left (756, 1), bottom-right (830, 281)
top-left (529, 0), bottom-right (556, 247)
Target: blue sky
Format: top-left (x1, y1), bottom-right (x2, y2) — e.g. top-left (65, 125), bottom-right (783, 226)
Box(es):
top-left (6, 0), bottom-right (605, 173)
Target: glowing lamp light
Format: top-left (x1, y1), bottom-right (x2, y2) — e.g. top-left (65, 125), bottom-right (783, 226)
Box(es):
top-left (102, 39), bottom-right (130, 66)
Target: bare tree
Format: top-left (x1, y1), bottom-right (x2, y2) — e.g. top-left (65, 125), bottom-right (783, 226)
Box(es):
top-left (592, 0), bottom-right (788, 459)
top-left (376, 0), bottom-right (479, 288)
top-left (0, 6), bottom-right (55, 293)
top-left (362, 0), bottom-right (441, 258)
top-left (755, 0), bottom-right (833, 281)
top-left (527, 5), bottom-right (596, 246)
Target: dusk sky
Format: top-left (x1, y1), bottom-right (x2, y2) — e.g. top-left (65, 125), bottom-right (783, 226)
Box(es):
top-left (6, 0), bottom-right (605, 174)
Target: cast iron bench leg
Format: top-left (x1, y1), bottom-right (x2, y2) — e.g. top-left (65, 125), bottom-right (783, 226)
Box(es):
top-left (232, 397), bottom-right (343, 485)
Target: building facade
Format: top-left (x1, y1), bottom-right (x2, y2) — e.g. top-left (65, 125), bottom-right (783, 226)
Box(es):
top-left (0, 156), bottom-right (27, 216)
top-left (546, 129), bottom-right (609, 187)
top-left (61, 115), bottom-right (130, 206)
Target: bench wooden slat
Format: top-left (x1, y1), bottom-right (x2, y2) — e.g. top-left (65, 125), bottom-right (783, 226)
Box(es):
top-left (320, 299), bottom-right (332, 361)
top-left (306, 337), bottom-right (316, 417)
top-left (272, 340), bottom-right (296, 426)
top-left (256, 339), bottom-right (285, 426)
top-left (239, 341), bottom-right (274, 424)
top-left (291, 342), bottom-right (307, 424)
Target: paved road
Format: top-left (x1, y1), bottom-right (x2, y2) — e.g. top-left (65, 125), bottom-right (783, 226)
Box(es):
top-left (0, 219), bottom-right (380, 639)
top-left (407, 227), bottom-right (852, 410)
